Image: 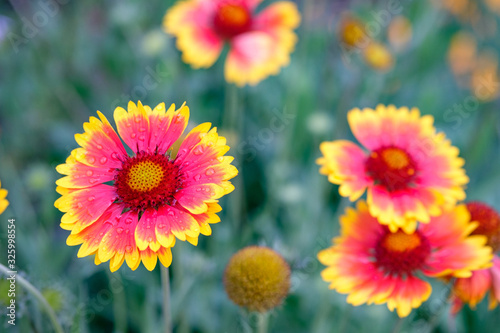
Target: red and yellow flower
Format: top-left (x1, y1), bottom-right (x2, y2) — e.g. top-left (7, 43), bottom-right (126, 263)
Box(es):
top-left (451, 202), bottom-right (500, 313)
top-left (163, 0), bottom-right (301, 86)
top-left (318, 201), bottom-right (492, 317)
top-left (317, 105), bottom-right (468, 233)
top-left (0, 180), bottom-right (8, 215)
top-left (55, 101), bottom-right (237, 272)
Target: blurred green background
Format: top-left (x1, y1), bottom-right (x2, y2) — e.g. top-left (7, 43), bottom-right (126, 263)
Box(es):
top-left (1, 0), bottom-right (500, 332)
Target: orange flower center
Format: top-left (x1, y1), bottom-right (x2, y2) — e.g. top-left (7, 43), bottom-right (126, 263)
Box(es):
top-left (467, 202), bottom-right (500, 252)
top-left (365, 146), bottom-right (417, 192)
top-left (213, 2), bottom-right (252, 39)
top-left (375, 229), bottom-right (431, 275)
top-left (114, 152), bottom-right (184, 211)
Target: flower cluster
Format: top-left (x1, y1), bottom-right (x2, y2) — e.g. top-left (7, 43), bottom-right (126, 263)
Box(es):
top-left (317, 105), bottom-right (497, 317)
top-left (55, 101), bottom-right (237, 272)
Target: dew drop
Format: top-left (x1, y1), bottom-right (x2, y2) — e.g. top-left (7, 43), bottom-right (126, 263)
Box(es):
top-left (126, 122), bottom-right (132, 128)
top-left (96, 144), bottom-right (103, 150)
top-left (74, 175), bottom-right (80, 179)
top-left (205, 187), bottom-right (211, 193)
top-left (194, 174), bottom-right (201, 181)
top-left (138, 135), bottom-right (145, 141)
top-left (116, 227), bottom-right (124, 234)
top-left (158, 224), bottom-right (165, 229)
top-left (207, 141), bottom-right (214, 147)
top-left (205, 168), bottom-right (215, 176)
top-left (100, 157), bottom-right (107, 164)
top-left (86, 170), bottom-right (93, 176)
top-left (196, 187), bottom-right (202, 192)
top-left (168, 210), bottom-right (175, 216)
top-left (131, 133), bottom-right (137, 138)
top-left (139, 127), bottom-right (146, 132)
top-left (111, 152), bottom-right (119, 160)
top-left (88, 157), bottom-right (96, 164)
top-left (77, 203), bottom-right (83, 208)
top-left (193, 146), bottom-right (204, 155)
top-left (147, 237), bottom-right (153, 242)
top-left (88, 196), bottom-right (95, 202)
top-left (125, 229), bottom-right (130, 234)
top-left (99, 232), bottom-right (104, 236)
top-left (89, 179), bottom-right (98, 184)
top-left (125, 245), bottom-right (133, 253)
top-left (135, 116), bottom-right (142, 123)
top-left (173, 115), bottom-right (183, 123)
top-left (146, 225), bottom-right (151, 229)
top-left (125, 218), bottom-right (133, 224)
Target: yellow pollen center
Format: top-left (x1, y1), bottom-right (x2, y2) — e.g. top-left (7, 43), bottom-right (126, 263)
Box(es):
top-left (381, 148), bottom-right (410, 169)
top-left (219, 4), bottom-right (249, 26)
top-left (127, 161), bottom-right (164, 192)
top-left (382, 230), bottom-right (421, 252)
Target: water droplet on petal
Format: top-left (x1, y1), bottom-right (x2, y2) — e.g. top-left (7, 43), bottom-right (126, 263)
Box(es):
top-left (126, 122), bottom-right (132, 128)
top-left (138, 135), bottom-right (145, 141)
top-left (89, 179), bottom-right (98, 184)
top-left (194, 174), bottom-right (201, 181)
top-left (205, 168), bottom-right (215, 176)
top-left (125, 218), bottom-right (133, 224)
top-left (131, 133), bottom-right (137, 138)
top-left (77, 203), bottom-right (83, 208)
top-left (193, 146), bottom-right (204, 155)
top-left (146, 225), bottom-right (151, 229)
top-left (87, 170), bottom-right (93, 176)
top-left (168, 210), bottom-right (175, 216)
top-left (173, 115), bottom-right (183, 123)
top-left (158, 224), bottom-right (165, 229)
top-left (139, 127), bottom-right (146, 132)
top-left (126, 245), bottom-right (133, 253)
top-left (111, 152), bottom-right (119, 160)
top-left (116, 227), bottom-right (124, 234)
top-left (97, 144), bottom-right (103, 150)
top-left (147, 237), bottom-right (153, 242)
top-left (88, 157), bottom-right (96, 164)
top-left (99, 232), bottom-right (104, 236)
top-left (88, 196), bottom-right (95, 201)
top-left (196, 187), bottom-right (202, 192)
top-left (135, 116), bottom-right (142, 123)
top-left (125, 229), bottom-right (129, 234)
top-left (100, 157), bottom-right (107, 164)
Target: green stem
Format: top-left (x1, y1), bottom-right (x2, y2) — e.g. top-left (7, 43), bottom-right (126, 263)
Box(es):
top-left (161, 265), bottom-right (172, 333)
top-left (107, 271), bottom-right (127, 333)
top-left (391, 317), bottom-right (405, 333)
top-left (0, 263), bottom-right (64, 333)
top-left (256, 312), bottom-right (269, 333)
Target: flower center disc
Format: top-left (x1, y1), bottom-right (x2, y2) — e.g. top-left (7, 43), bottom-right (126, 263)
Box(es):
top-left (374, 230), bottom-right (431, 275)
top-left (365, 146), bottom-right (417, 192)
top-left (128, 161), bottom-right (164, 192)
top-left (467, 202), bottom-right (500, 252)
top-left (114, 152), bottom-right (183, 211)
top-left (213, 2), bottom-right (252, 39)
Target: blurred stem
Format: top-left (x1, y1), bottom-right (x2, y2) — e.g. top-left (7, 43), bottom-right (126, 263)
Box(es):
top-left (423, 279), bottom-right (455, 333)
top-left (161, 265), bottom-right (172, 333)
top-left (107, 271), bottom-right (127, 333)
top-left (256, 312), bottom-right (269, 333)
top-left (0, 263), bottom-right (63, 333)
top-left (391, 317), bottom-right (405, 333)
top-left (224, 83), bottom-right (245, 231)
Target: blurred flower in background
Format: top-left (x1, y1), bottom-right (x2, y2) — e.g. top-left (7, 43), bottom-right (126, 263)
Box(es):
top-left (317, 105), bottom-right (469, 233)
top-left (224, 246), bottom-right (290, 312)
top-left (451, 202), bottom-right (500, 313)
top-left (0, 179), bottom-right (8, 215)
top-left (387, 16), bottom-right (412, 52)
top-left (163, 0), bottom-right (301, 86)
top-left (318, 201), bottom-right (492, 318)
top-left (54, 101), bottom-right (237, 272)
top-left (362, 42), bottom-right (393, 72)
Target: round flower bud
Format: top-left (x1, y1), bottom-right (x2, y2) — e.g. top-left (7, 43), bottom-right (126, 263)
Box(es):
top-left (224, 246), bottom-right (291, 312)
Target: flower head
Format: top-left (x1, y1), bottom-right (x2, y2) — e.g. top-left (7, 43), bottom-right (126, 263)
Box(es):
top-left (0, 180), bottom-right (8, 215)
top-left (224, 246), bottom-right (290, 312)
top-left (163, 0), bottom-right (301, 86)
top-left (55, 101), bottom-right (237, 272)
top-left (317, 105), bottom-right (469, 233)
top-left (318, 201), bottom-right (492, 317)
top-left (451, 202), bottom-right (500, 313)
